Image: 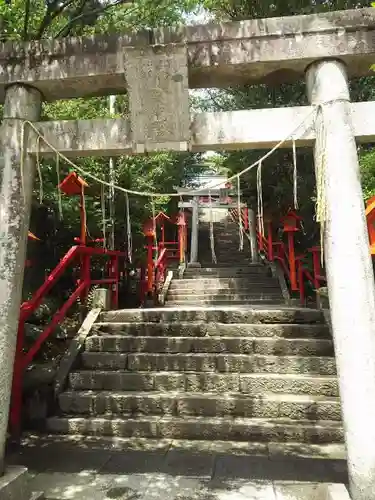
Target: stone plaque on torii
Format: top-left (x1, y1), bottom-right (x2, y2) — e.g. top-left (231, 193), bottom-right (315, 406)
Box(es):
top-left (0, 8), bottom-right (374, 499)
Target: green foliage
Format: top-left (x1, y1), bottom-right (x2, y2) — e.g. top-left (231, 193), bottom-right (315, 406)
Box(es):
top-left (195, 0), bottom-right (375, 249)
top-left (360, 148), bottom-right (375, 201)
top-left (4, 0), bottom-right (375, 268)
top-left (0, 0), bottom-right (204, 280)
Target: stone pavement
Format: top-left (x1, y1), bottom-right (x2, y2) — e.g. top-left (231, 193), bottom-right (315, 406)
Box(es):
top-left (6, 435), bottom-right (349, 499)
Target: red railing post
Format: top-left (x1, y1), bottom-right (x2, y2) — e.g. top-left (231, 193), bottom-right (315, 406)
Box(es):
top-left (243, 208), bottom-right (249, 231)
top-left (267, 221), bottom-right (274, 261)
top-left (146, 237), bottom-right (154, 294)
top-left (288, 231), bottom-right (298, 291)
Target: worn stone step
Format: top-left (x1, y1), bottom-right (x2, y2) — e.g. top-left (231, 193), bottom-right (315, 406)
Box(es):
top-left (184, 267), bottom-right (271, 278)
top-left (166, 293), bottom-right (283, 302)
top-left (58, 391), bottom-right (341, 421)
top-left (209, 262), bottom-right (253, 266)
top-left (70, 371), bottom-right (339, 397)
top-left (19, 433), bottom-right (346, 459)
top-left (100, 307), bottom-right (325, 324)
top-left (85, 336), bottom-right (333, 356)
top-left (81, 352), bottom-right (336, 375)
top-left (46, 415), bottom-right (344, 443)
top-left (94, 322), bottom-right (330, 338)
top-left (183, 272), bottom-right (270, 279)
top-left (169, 282), bottom-right (281, 292)
top-left (165, 299), bottom-right (285, 306)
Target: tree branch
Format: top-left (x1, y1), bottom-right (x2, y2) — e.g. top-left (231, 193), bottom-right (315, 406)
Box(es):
top-left (36, 0), bottom-right (77, 39)
top-left (22, 0), bottom-right (31, 40)
top-left (54, 0), bottom-right (134, 38)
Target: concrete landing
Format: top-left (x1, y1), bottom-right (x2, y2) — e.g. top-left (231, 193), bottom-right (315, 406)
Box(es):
top-left (6, 435), bottom-right (349, 499)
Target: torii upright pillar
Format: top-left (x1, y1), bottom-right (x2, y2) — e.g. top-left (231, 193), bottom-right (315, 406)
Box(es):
top-left (306, 59), bottom-right (375, 500)
top-left (0, 85), bottom-right (42, 488)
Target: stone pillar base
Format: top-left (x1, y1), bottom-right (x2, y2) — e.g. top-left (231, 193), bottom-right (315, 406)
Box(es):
top-left (187, 262), bottom-right (201, 268)
top-left (0, 466), bottom-right (42, 499)
top-left (315, 483), bottom-right (351, 500)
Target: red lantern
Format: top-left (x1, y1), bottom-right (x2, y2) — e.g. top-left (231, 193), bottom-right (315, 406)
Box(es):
top-left (58, 172), bottom-right (88, 195)
top-left (281, 210), bottom-right (302, 233)
top-left (59, 172), bottom-right (89, 245)
top-left (143, 220), bottom-right (155, 238)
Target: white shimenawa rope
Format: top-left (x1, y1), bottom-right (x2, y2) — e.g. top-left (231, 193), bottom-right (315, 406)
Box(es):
top-left (237, 176), bottom-right (244, 251)
top-left (35, 136), bottom-right (43, 204)
top-left (315, 104), bottom-right (327, 263)
top-left (101, 182), bottom-right (107, 249)
top-left (55, 153), bottom-right (63, 219)
top-left (125, 192), bottom-right (133, 264)
top-left (17, 108), bottom-right (315, 200)
top-left (209, 191), bottom-right (217, 264)
top-left (257, 160), bottom-right (264, 237)
top-left (292, 139), bottom-right (298, 210)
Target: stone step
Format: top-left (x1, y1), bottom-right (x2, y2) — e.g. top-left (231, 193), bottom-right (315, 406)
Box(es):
top-left (85, 336), bottom-right (333, 356)
top-left (166, 292), bottom-right (283, 301)
top-left (200, 257), bottom-right (252, 263)
top-left (165, 299), bottom-right (285, 307)
top-left (81, 352), bottom-right (337, 375)
top-left (58, 391), bottom-right (341, 421)
top-left (184, 267), bottom-right (270, 278)
top-left (171, 280), bottom-right (280, 289)
top-left (69, 371), bottom-right (339, 397)
top-left (46, 415), bottom-right (344, 443)
top-left (94, 322), bottom-right (330, 338)
top-left (168, 287), bottom-right (282, 296)
top-left (183, 272), bottom-right (269, 279)
top-left (100, 307), bottom-right (325, 324)
top-left (19, 433), bottom-right (347, 460)
top-left (167, 289), bottom-right (282, 298)
top-left (197, 263), bottom-right (256, 269)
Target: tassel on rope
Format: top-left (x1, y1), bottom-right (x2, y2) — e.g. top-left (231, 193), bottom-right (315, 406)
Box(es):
top-left (36, 136), bottom-right (43, 204)
top-left (55, 153), bottom-right (63, 219)
top-left (81, 184), bottom-right (87, 243)
top-left (292, 139), bottom-right (298, 210)
top-left (315, 105), bottom-right (327, 264)
top-left (257, 161), bottom-right (264, 237)
top-left (125, 192), bottom-right (133, 264)
top-left (101, 182), bottom-right (106, 249)
top-left (237, 176), bottom-right (244, 251)
top-left (209, 190), bottom-right (217, 264)
top-left (20, 121), bottom-right (27, 201)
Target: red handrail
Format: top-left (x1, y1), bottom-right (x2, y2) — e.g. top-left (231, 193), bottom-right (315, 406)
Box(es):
top-left (230, 207), bottom-right (326, 303)
top-left (10, 244), bottom-right (126, 435)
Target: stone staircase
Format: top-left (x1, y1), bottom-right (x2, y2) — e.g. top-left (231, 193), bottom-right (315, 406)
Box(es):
top-left (166, 266), bottom-right (285, 306)
top-left (166, 214), bottom-right (285, 307)
top-left (44, 212), bottom-right (342, 457)
top-left (46, 306), bottom-right (342, 454)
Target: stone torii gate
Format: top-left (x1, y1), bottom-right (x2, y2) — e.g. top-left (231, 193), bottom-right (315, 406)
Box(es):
top-left (1, 7), bottom-right (375, 499)
top-left (176, 180), bottom-right (252, 264)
